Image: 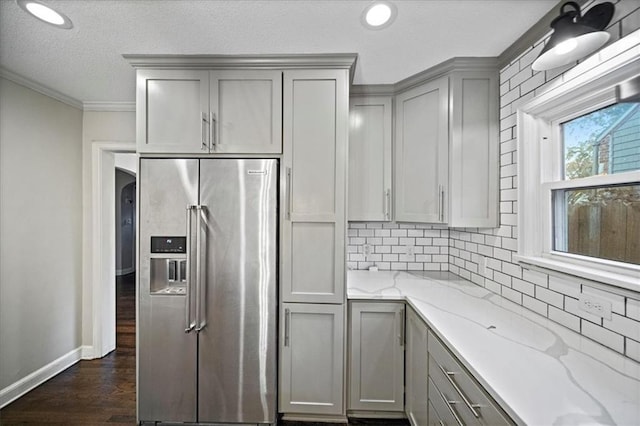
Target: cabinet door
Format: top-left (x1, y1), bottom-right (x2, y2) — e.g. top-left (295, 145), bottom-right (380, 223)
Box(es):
top-left (210, 70), bottom-right (282, 153)
top-left (406, 307), bottom-right (429, 426)
top-left (137, 70), bottom-right (210, 153)
top-left (281, 70), bottom-right (348, 303)
top-left (395, 77), bottom-right (448, 223)
top-left (349, 302), bottom-right (404, 412)
top-left (280, 303), bottom-right (345, 415)
top-left (449, 71), bottom-right (499, 228)
top-left (348, 96), bottom-right (393, 221)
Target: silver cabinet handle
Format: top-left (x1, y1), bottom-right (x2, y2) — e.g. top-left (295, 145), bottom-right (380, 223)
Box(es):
top-left (201, 113), bottom-right (209, 151)
top-left (284, 308), bottom-right (291, 347)
top-left (211, 112), bottom-right (217, 151)
top-left (195, 205), bottom-right (206, 332)
top-left (439, 364), bottom-right (481, 418)
top-left (399, 307), bottom-right (405, 347)
top-left (185, 206), bottom-right (196, 333)
top-left (286, 167), bottom-right (292, 220)
top-left (438, 389), bottom-right (463, 426)
top-left (438, 184), bottom-right (443, 222)
top-left (385, 189), bottom-right (391, 220)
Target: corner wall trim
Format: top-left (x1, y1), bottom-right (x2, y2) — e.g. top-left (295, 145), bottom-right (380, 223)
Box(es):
top-left (0, 347), bottom-right (82, 409)
top-left (0, 67), bottom-right (83, 110)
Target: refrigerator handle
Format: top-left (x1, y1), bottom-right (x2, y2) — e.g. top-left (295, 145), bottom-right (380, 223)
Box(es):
top-left (185, 205), bottom-right (196, 333)
top-left (195, 205), bottom-right (207, 332)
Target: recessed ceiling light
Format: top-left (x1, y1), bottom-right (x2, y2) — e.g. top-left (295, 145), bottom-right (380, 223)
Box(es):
top-left (362, 1), bottom-right (397, 30)
top-left (17, 0), bottom-right (73, 29)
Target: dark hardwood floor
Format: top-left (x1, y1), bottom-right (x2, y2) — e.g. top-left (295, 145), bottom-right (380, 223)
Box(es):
top-left (0, 273), bottom-right (137, 425)
top-left (1, 272), bottom-right (408, 425)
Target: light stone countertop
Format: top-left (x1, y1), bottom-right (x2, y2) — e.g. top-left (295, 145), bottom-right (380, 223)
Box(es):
top-left (347, 270), bottom-right (640, 425)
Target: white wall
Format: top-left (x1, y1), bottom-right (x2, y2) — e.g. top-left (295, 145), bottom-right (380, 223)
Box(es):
top-left (0, 78), bottom-right (83, 399)
top-left (81, 111), bottom-right (135, 354)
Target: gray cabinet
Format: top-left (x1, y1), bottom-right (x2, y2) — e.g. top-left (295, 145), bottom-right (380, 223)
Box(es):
top-left (394, 77), bottom-right (449, 223)
top-left (390, 62), bottom-right (499, 227)
top-left (136, 69), bottom-right (210, 154)
top-left (279, 303), bottom-right (345, 416)
top-left (279, 68), bottom-right (349, 421)
top-left (136, 69), bottom-right (282, 154)
top-left (405, 307), bottom-right (429, 426)
top-left (448, 71), bottom-right (499, 228)
top-left (348, 302), bottom-right (404, 412)
top-left (281, 69), bottom-right (348, 304)
top-left (348, 96), bottom-right (393, 221)
top-left (428, 330), bottom-right (512, 425)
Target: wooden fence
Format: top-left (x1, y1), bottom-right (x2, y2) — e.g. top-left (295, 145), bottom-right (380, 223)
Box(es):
top-left (568, 201), bottom-right (640, 265)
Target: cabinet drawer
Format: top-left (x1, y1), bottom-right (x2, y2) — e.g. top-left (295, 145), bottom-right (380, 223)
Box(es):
top-left (428, 331), bottom-right (512, 425)
top-left (428, 377), bottom-right (462, 426)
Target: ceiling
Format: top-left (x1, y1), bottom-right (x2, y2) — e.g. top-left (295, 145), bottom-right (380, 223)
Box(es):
top-left (0, 0), bottom-right (559, 104)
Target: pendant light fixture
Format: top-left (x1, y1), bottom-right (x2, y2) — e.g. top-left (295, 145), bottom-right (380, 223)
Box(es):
top-left (532, 1), bottom-right (614, 71)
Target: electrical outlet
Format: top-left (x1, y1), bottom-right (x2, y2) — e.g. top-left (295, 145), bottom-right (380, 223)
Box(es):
top-left (480, 256), bottom-right (487, 276)
top-left (362, 244), bottom-right (372, 257)
top-left (579, 294), bottom-right (612, 320)
top-left (406, 244), bottom-right (415, 256)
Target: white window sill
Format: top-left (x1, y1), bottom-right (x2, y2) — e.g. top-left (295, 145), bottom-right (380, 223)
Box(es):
top-left (514, 254), bottom-right (640, 295)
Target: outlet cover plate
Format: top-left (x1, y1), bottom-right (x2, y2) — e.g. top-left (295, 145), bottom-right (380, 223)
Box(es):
top-left (579, 294), bottom-right (612, 320)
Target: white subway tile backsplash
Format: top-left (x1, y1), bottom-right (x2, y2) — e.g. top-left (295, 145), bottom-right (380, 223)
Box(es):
top-left (512, 278), bottom-right (535, 297)
top-left (628, 298), bottom-right (640, 321)
top-left (536, 286), bottom-right (564, 309)
top-left (565, 297), bottom-right (602, 324)
top-left (549, 306), bottom-right (580, 332)
top-left (626, 338), bottom-right (640, 363)
top-left (523, 269), bottom-right (548, 287)
top-left (604, 314), bottom-right (640, 341)
top-left (523, 295), bottom-right (548, 317)
top-left (502, 287), bottom-right (523, 305)
top-left (549, 276), bottom-right (581, 298)
top-left (582, 320), bottom-right (625, 353)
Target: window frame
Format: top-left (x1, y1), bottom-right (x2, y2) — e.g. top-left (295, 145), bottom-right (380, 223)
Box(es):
top-left (517, 31), bottom-right (640, 292)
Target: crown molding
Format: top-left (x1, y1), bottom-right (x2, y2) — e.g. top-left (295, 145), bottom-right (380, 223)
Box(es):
top-left (351, 57), bottom-right (499, 96)
top-left (0, 67), bottom-right (83, 110)
top-left (83, 102), bottom-right (135, 112)
top-left (123, 53), bottom-right (359, 83)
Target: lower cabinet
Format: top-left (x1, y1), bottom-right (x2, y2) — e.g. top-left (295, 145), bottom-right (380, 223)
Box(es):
top-left (427, 331), bottom-right (512, 425)
top-left (405, 307), bottom-right (429, 425)
top-left (279, 303), bottom-right (344, 416)
top-left (348, 302), bottom-right (405, 412)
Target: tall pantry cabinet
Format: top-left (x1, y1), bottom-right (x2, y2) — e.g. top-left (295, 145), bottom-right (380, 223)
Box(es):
top-left (279, 69), bottom-right (349, 419)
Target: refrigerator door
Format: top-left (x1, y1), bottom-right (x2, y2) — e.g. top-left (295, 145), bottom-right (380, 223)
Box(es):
top-left (197, 159), bottom-right (278, 424)
top-left (139, 158), bottom-right (199, 423)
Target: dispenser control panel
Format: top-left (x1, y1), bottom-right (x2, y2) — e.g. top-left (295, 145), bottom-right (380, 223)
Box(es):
top-left (151, 236), bottom-right (186, 254)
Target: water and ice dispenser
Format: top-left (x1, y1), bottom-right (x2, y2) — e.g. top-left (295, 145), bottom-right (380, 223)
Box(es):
top-left (150, 236), bottom-right (187, 295)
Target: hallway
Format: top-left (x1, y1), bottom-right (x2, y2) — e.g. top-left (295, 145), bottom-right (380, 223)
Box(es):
top-left (0, 273), bottom-right (136, 425)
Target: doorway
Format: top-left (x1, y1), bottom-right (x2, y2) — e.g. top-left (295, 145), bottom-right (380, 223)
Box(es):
top-left (115, 163), bottom-right (137, 354)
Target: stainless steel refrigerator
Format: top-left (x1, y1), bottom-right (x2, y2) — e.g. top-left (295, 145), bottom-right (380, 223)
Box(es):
top-left (138, 158), bottom-right (278, 425)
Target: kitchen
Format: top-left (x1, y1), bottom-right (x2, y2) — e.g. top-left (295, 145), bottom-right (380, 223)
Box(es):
top-left (1, 0), bottom-right (639, 425)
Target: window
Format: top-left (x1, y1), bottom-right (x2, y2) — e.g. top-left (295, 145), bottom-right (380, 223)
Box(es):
top-left (518, 33), bottom-right (640, 291)
top-left (553, 103), bottom-right (640, 265)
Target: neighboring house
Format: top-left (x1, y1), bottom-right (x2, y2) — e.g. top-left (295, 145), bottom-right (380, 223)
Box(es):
top-left (594, 104), bottom-right (640, 175)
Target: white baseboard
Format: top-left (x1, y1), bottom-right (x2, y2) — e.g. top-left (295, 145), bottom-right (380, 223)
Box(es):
top-left (81, 345), bottom-right (96, 360)
top-left (0, 346), bottom-right (82, 409)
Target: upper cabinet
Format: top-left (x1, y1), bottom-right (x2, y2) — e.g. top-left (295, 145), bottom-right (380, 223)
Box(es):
top-left (349, 59), bottom-right (499, 227)
top-left (137, 69), bottom-right (210, 154)
top-left (348, 96), bottom-right (393, 222)
top-left (136, 69), bottom-right (282, 154)
top-left (448, 71), bottom-right (499, 228)
top-left (394, 77), bottom-right (449, 223)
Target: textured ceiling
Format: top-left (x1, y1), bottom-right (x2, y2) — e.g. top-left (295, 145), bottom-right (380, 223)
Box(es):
top-left (0, 0), bottom-right (558, 104)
